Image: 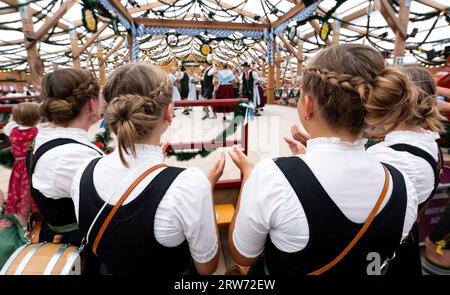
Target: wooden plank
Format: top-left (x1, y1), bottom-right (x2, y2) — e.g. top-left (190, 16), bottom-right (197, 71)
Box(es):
top-left (415, 0), bottom-right (449, 12)
top-left (204, 0), bottom-right (270, 23)
top-left (127, 34), bottom-right (133, 63)
top-left (309, 20), bottom-right (332, 46)
top-left (108, 0), bottom-right (134, 23)
top-left (134, 17), bottom-right (270, 30)
top-left (393, 0), bottom-right (411, 63)
top-left (332, 20), bottom-right (340, 45)
top-left (70, 28), bottom-right (80, 69)
top-left (297, 40), bottom-right (303, 77)
top-left (97, 42), bottom-right (105, 84)
top-left (102, 38), bottom-right (124, 65)
top-left (272, 1), bottom-right (305, 29)
top-left (379, 0), bottom-right (407, 39)
top-left (35, 0), bottom-right (76, 41)
top-left (128, 0), bottom-right (177, 14)
top-left (73, 22), bottom-right (109, 59)
top-left (278, 35), bottom-right (302, 62)
top-left (18, 0), bottom-right (42, 88)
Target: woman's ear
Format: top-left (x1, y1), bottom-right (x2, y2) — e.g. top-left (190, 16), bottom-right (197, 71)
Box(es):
top-left (303, 94), bottom-right (315, 118)
top-left (163, 103), bottom-right (174, 123)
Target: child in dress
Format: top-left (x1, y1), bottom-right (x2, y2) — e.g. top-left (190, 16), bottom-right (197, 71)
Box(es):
top-left (4, 102), bottom-right (41, 227)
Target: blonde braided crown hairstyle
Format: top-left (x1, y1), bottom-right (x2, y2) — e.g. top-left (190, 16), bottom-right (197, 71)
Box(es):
top-left (102, 62), bottom-right (173, 166)
top-left (40, 68), bottom-right (99, 125)
top-left (302, 44), bottom-right (418, 136)
top-left (401, 66), bottom-right (446, 133)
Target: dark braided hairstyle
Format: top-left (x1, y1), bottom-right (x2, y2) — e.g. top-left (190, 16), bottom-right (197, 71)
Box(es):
top-left (40, 68), bottom-right (99, 126)
top-left (302, 44), bottom-right (418, 136)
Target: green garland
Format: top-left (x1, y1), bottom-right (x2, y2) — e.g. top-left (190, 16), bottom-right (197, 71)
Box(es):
top-left (166, 101), bottom-right (247, 161)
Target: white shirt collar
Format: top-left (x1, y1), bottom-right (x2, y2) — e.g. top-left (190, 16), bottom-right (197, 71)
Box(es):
top-left (306, 137), bottom-right (367, 152)
top-left (384, 130), bottom-right (439, 142)
top-left (111, 143), bottom-right (164, 163)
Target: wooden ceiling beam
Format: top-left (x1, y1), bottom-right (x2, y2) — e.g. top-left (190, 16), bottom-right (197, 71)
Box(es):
top-left (35, 0), bottom-right (76, 41)
top-left (415, 0), bottom-right (449, 12)
top-left (134, 17), bottom-right (270, 30)
top-left (379, 0), bottom-right (407, 39)
top-left (74, 22), bottom-right (109, 59)
top-left (272, 1), bottom-right (305, 29)
top-left (108, 0), bottom-right (133, 24)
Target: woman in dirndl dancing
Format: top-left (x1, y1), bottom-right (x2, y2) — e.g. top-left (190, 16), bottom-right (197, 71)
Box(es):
top-left (213, 63), bottom-right (236, 121)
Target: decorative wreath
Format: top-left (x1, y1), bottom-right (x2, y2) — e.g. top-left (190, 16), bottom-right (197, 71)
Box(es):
top-left (82, 8), bottom-right (98, 33)
top-left (320, 21), bottom-right (331, 42)
top-left (166, 33), bottom-right (179, 48)
top-left (200, 44), bottom-right (212, 56)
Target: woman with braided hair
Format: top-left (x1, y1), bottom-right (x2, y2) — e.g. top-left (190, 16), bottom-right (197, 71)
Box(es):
top-left (31, 68), bottom-right (104, 246)
top-left (228, 44), bottom-right (418, 275)
top-left (71, 62), bottom-right (222, 275)
top-left (366, 66), bottom-right (447, 275)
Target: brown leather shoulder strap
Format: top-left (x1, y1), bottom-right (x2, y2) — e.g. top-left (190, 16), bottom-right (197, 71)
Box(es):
top-left (309, 164), bottom-right (390, 275)
top-left (92, 163), bottom-right (168, 255)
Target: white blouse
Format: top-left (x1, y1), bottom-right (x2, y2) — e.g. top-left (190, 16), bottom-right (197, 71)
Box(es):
top-left (233, 137), bottom-right (418, 258)
top-left (3, 121), bottom-right (41, 136)
top-left (32, 126), bottom-right (103, 200)
top-left (71, 144), bottom-right (218, 264)
top-left (367, 130), bottom-right (440, 205)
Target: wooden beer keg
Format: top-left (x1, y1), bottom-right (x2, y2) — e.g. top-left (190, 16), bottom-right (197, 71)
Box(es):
top-left (0, 242), bottom-right (82, 275)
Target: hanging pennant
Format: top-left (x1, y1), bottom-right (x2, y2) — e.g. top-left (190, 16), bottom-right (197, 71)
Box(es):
top-left (320, 21), bottom-right (331, 42)
top-left (201, 44), bottom-right (212, 56)
top-left (82, 8), bottom-right (98, 33)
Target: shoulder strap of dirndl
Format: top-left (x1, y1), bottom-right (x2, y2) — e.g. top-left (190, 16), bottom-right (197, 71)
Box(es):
top-left (28, 138), bottom-right (102, 177)
top-left (274, 156), bottom-right (392, 275)
top-left (389, 143), bottom-right (441, 195)
top-left (91, 164), bottom-right (185, 255)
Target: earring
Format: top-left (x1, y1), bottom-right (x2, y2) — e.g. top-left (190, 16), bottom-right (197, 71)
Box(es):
top-left (305, 115), bottom-right (311, 120)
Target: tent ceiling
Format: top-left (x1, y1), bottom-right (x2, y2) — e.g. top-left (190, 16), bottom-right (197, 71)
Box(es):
top-left (0, 0), bottom-right (448, 75)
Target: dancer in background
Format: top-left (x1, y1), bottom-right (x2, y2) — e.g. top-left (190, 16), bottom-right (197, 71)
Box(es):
top-left (241, 62), bottom-right (261, 116)
top-left (252, 63), bottom-right (266, 113)
top-left (213, 63), bottom-right (236, 121)
top-left (169, 67), bottom-right (181, 117)
top-left (201, 59), bottom-right (217, 120)
top-left (179, 66), bottom-right (190, 115)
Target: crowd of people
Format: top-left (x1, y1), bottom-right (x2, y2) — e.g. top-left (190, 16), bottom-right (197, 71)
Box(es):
top-left (167, 59), bottom-right (266, 120)
top-left (0, 44), bottom-right (449, 275)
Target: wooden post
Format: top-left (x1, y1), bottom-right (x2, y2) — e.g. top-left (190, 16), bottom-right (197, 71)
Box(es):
top-left (70, 28), bottom-right (80, 69)
top-left (276, 47), bottom-right (281, 88)
top-left (393, 0), bottom-right (411, 64)
top-left (18, 0), bottom-right (43, 88)
top-left (297, 39), bottom-right (303, 79)
top-left (332, 20), bottom-right (340, 45)
top-left (127, 34), bottom-right (133, 63)
top-left (97, 42), bottom-right (105, 85)
top-left (267, 40), bottom-right (276, 104)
